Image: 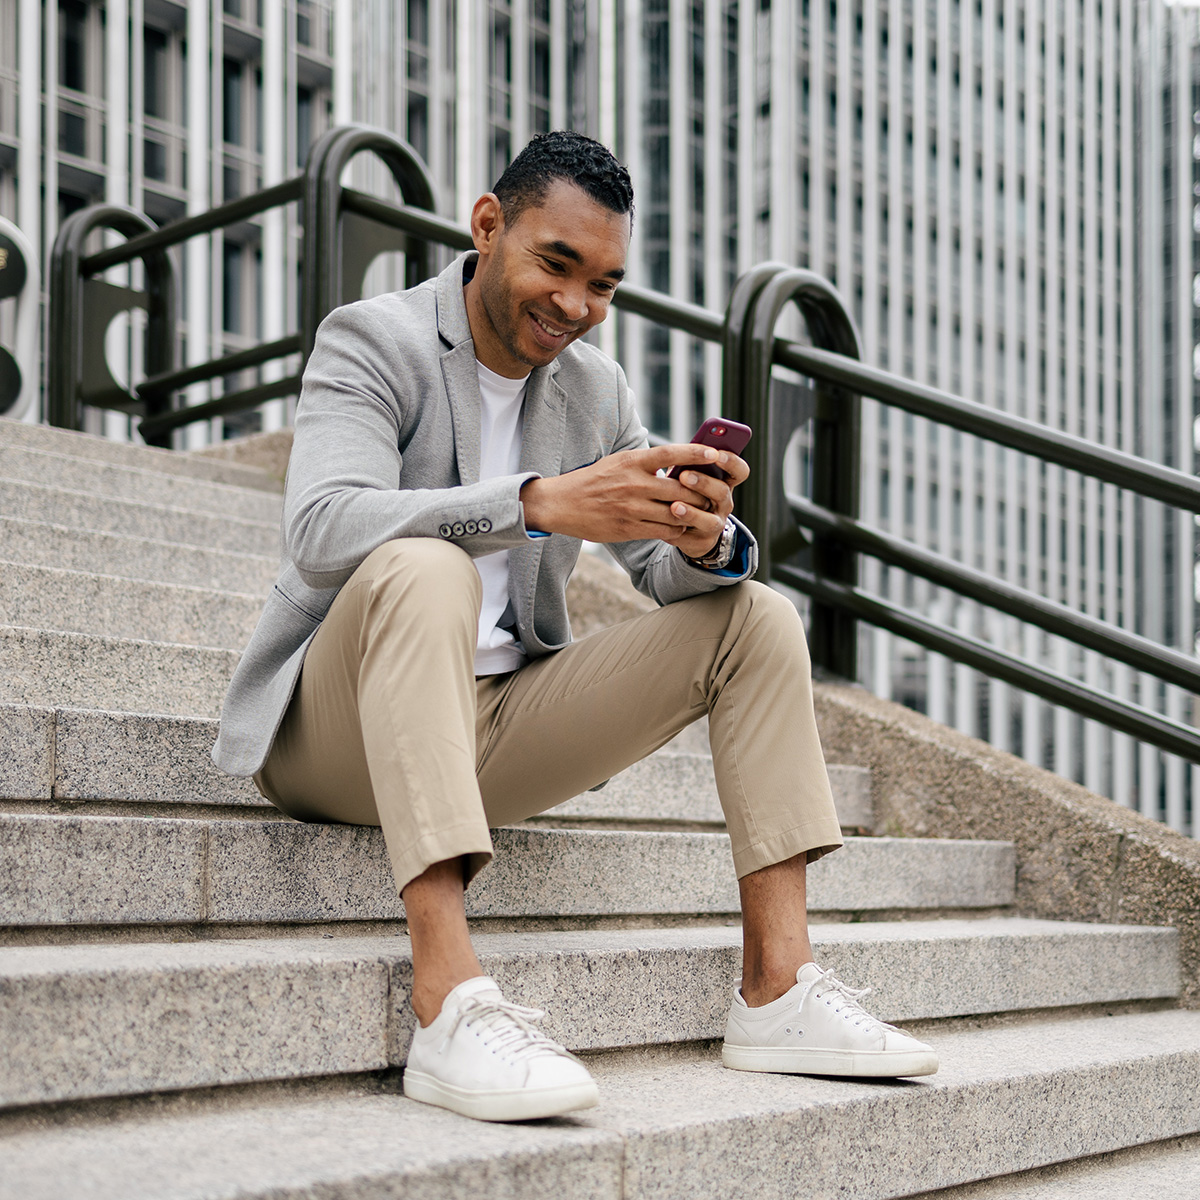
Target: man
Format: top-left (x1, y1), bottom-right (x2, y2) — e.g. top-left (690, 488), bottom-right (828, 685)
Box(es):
top-left (214, 131), bottom-right (936, 1123)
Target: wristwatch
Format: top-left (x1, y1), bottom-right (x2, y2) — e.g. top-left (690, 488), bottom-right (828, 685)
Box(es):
top-left (686, 517), bottom-right (737, 570)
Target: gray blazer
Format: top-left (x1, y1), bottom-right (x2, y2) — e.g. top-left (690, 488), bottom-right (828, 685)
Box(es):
top-left (212, 253), bottom-right (758, 777)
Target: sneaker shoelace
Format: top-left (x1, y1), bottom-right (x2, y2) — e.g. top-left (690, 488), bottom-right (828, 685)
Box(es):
top-left (806, 967), bottom-right (902, 1034)
top-left (443, 995), bottom-right (578, 1064)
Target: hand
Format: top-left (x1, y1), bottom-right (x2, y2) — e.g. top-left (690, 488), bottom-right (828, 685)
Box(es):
top-left (519, 443), bottom-right (749, 559)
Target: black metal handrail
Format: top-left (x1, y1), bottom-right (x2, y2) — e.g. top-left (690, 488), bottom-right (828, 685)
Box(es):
top-left (777, 345), bottom-right (1200, 514)
top-left (48, 127), bottom-right (435, 446)
top-left (44, 124), bottom-right (1199, 765)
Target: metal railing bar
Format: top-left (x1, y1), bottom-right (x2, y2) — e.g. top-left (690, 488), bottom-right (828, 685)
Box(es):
top-left (82, 178), bottom-right (305, 274)
top-left (138, 335), bottom-right (303, 398)
top-left (776, 562), bottom-right (1200, 764)
top-left (786, 491), bottom-right (1200, 694)
top-left (776, 344), bottom-right (1200, 514)
top-left (612, 283), bottom-right (726, 343)
top-left (340, 188), bottom-right (474, 252)
top-left (137, 374), bottom-right (302, 440)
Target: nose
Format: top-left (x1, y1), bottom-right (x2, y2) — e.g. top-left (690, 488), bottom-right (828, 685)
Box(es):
top-left (551, 280), bottom-right (589, 324)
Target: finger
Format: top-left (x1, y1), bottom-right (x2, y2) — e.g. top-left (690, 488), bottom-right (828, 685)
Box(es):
top-left (719, 452), bottom-right (750, 486)
top-left (671, 470), bottom-right (733, 514)
top-left (636, 443), bottom-right (727, 473)
top-left (668, 501), bottom-right (725, 537)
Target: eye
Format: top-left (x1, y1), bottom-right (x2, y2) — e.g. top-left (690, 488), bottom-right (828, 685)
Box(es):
top-left (540, 256), bottom-right (565, 272)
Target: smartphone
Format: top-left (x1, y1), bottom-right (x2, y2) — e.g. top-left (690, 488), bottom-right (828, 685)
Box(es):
top-left (667, 417), bottom-right (753, 482)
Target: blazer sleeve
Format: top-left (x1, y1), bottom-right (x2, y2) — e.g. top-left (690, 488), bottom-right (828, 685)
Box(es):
top-left (601, 368), bottom-right (759, 605)
top-left (282, 303), bottom-right (542, 591)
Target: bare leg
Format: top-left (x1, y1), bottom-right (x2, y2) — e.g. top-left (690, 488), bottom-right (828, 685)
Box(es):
top-left (402, 857), bottom-right (484, 1026)
top-left (738, 852), bottom-right (816, 1008)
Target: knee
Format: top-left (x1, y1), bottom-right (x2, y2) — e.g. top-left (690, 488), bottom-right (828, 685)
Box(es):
top-left (357, 537), bottom-right (483, 620)
top-left (726, 581), bottom-right (811, 666)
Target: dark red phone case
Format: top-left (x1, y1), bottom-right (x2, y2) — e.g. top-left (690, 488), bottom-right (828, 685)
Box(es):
top-left (667, 417), bottom-right (753, 481)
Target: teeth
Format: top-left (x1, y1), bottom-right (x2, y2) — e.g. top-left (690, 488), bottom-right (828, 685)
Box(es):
top-left (533, 315), bottom-right (566, 337)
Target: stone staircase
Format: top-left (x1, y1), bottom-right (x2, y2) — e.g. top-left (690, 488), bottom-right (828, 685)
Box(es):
top-left (1, 416), bottom-right (1198, 1198)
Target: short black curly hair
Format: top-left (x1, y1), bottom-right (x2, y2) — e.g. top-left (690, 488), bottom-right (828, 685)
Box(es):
top-left (492, 130), bottom-right (634, 227)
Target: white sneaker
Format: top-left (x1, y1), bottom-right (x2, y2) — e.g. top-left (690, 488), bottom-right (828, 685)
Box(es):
top-left (722, 962), bottom-right (939, 1078)
top-left (402, 976), bottom-right (600, 1121)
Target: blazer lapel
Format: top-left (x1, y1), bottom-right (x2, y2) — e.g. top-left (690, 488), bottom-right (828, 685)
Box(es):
top-left (440, 343), bottom-right (482, 486)
top-left (519, 362), bottom-right (566, 480)
top-left (435, 255), bottom-right (483, 487)
top-left (510, 362), bottom-right (567, 628)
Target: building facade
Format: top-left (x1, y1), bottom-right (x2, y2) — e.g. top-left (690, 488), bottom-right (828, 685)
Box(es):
top-left (0, 0), bottom-right (1196, 833)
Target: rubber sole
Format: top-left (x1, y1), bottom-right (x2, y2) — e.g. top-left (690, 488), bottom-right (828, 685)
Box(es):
top-left (721, 1042), bottom-right (939, 1078)
top-left (402, 1069), bottom-right (601, 1122)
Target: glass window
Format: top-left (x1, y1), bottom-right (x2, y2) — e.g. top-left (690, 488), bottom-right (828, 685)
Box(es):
top-left (144, 28), bottom-right (168, 119)
top-left (297, 86), bottom-right (313, 167)
top-left (407, 93), bottom-right (428, 162)
top-left (59, 110), bottom-right (87, 156)
top-left (408, 0), bottom-right (429, 45)
top-left (223, 241), bottom-right (243, 333)
top-left (144, 137), bottom-right (168, 181)
top-left (223, 58), bottom-right (243, 145)
top-left (59, 0), bottom-right (88, 92)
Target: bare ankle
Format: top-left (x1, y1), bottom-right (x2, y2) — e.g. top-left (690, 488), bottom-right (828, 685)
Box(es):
top-left (740, 959), bottom-right (814, 1009)
top-left (412, 972), bottom-right (475, 1027)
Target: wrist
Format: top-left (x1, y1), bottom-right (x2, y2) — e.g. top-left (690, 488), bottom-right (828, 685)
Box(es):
top-left (685, 517), bottom-right (737, 570)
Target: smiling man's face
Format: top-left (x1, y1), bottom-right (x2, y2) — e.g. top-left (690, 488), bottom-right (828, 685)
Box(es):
top-left (465, 177), bottom-right (631, 379)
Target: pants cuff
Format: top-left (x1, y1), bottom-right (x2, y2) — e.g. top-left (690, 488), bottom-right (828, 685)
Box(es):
top-left (387, 820), bottom-right (495, 897)
top-left (731, 817), bottom-right (845, 881)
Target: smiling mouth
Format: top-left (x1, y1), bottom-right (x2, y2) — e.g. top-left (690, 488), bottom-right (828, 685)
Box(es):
top-left (531, 313), bottom-right (572, 339)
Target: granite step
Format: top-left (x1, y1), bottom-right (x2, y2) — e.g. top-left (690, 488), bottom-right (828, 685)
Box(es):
top-left (0, 813), bottom-right (1016, 929)
top-left (911, 1137), bottom-right (1200, 1199)
top-left (0, 704), bottom-right (873, 830)
top-left (1, 1009), bottom-right (1197, 1200)
top-left (0, 444), bottom-right (283, 523)
top-left (0, 918), bottom-right (1178, 1109)
top-left (0, 515), bottom-right (277, 592)
top-left (0, 416), bottom-right (282, 492)
top-left (0, 478), bottom-right (279, 557)
top-left (0, 562), bottom-right (263, 650)
top-left (0, 627), bottom-right (236, 717)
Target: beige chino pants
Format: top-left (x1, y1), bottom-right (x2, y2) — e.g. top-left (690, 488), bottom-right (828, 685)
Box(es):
top-left (256, 538), bottom-right (843, 895)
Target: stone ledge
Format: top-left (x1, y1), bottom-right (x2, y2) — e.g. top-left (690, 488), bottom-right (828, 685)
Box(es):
top-left (0, 417), bottom-right (282, 493)
top-left (0, 814), bottom-right (1016, 927)
top-left (813, 678), bottom-right (1200, 1008)
top-left (0, 919), bottom-right (1179, 1109)
top-left (909, 1134), bottom-right (1200, 1199)
top-left (191, 428), bottom-right (293, 485)
top-left (0, 444), bottom-right (282, 523)
top-left (0, 477), bottom-right (278, 557)
top-left (0, 515), bottom-right (277, 594)
top-left (3, 1010), bottom-right (1199, 1200)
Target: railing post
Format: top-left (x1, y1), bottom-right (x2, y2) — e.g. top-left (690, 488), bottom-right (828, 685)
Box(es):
top-left (0, 217), bottom-right (39, 420)
top-left (301, 125), bottom-right (439, 359)
top-left (48, 206), bottom-right (177, 445)
top-left (724, 267), bottom-right (863, 680)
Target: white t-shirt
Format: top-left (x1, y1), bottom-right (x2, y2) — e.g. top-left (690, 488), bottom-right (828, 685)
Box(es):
top-left (472, 359), bottom-right (531, 675)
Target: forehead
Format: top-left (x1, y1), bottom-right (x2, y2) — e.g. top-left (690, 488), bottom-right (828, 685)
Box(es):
top-left (505, 178), bottom-right (631, 262)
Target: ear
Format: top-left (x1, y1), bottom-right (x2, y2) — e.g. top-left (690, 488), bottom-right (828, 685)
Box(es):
top-left (470, 193), bottom-right (505, 258)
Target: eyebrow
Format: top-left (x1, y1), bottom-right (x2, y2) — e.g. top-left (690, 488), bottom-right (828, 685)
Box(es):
top-left (538, 239), bottom-right (626, 281)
